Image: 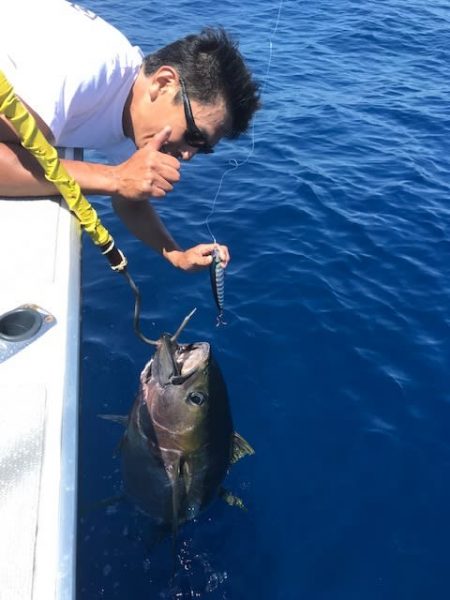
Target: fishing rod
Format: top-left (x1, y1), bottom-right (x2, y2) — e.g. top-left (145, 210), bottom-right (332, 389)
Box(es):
top-left (0, 70), bottom-right (155, 346)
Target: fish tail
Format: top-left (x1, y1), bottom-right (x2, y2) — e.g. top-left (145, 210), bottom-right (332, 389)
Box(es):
top-left (216, 310), bottom-right (227, 327)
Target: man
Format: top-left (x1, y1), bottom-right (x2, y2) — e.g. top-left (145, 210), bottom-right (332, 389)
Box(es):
top-left (0, 0), bottom-right (260, 271)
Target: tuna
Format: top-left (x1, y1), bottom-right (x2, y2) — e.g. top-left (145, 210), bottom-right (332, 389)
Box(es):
top-left (104, 310), bottom-right (254, 534)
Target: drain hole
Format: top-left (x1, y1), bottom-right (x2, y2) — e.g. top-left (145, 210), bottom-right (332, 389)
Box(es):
top-left (0, 308), bottom-right (43, 342)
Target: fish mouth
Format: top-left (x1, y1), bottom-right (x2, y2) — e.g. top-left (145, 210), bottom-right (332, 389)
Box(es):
top-left (147, 339), bottom-right (210, 386)
top-left (176, 342), bottom-right (210, 378)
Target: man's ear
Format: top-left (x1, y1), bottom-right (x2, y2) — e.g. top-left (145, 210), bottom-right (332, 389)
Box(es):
top-left (148, 66), bottom-right (179, 101)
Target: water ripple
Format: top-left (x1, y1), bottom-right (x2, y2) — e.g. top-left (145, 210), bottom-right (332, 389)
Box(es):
top-left (78, 0), bottom-right (450, 597)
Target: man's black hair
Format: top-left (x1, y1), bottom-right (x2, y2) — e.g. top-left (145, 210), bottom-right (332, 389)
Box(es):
top-left (143, 27), bottom-right (261, 138)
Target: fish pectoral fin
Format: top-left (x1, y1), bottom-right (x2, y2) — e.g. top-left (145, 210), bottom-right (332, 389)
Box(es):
top-left (231, 432), bottom-right (255, 464)
top-left (98, 414), bottom-right (128, 427)
top-left (171, 459), bottom-right (181, 538)
top-left (181, 459), bottom-right (193, 495)
top-left (170, 457), bottom-right (186, 574)
top-left (219, 487), bottom-right (247, 511)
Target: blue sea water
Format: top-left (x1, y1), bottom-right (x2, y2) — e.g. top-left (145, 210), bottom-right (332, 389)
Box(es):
top-left (77, 0), bottom-right (450, 598)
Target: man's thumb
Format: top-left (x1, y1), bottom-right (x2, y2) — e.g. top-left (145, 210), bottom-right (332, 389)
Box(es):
top-left (149, 126), bottom-right (172, 150)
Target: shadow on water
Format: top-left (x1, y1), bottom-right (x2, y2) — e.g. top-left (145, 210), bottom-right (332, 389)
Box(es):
top-left (78, 483), bottom-right (273, 599)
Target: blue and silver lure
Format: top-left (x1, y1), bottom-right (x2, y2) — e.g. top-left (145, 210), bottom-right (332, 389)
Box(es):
top-left (210, 247), bottom-right (225, 326)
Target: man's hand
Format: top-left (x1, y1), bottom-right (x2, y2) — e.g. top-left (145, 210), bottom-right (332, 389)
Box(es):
top-left (113, 126), bottom-right (181, 200)
top-left (164, 243), bottom-right (230, 272)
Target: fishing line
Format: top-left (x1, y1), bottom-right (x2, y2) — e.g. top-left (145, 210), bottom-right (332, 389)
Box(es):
top-left (204, 0), bottom-right (284, 240)
top-left (205, 0), bottom-right (284, 325)
top-left (122, 270), bottom-right (159, 346)
top-left (205, 0), bottom-right (284, 241)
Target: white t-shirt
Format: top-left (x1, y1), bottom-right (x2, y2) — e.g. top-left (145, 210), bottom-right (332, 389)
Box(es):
top-left (0, 0), bottom-right (143, 162)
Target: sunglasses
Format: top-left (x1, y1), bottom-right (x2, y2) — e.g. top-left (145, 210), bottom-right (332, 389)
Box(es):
top-left (179, 77), bottom-right (214, 154)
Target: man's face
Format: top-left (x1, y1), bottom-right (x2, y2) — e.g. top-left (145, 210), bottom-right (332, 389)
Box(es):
top-left (130, 68), bottom-right (231, 160)
top-left (161, 94), bottom-right (230, 160)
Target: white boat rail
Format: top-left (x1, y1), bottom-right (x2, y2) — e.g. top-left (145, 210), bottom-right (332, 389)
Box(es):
top-left (0, 147), bottom-right (82, 600)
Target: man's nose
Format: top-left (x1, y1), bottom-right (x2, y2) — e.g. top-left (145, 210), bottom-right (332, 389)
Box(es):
top-left (181, 148), bottom-right (198, 161)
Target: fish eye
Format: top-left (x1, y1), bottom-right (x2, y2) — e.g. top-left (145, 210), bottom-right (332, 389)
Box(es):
top-left (187, 392), bottom-right (206, 406)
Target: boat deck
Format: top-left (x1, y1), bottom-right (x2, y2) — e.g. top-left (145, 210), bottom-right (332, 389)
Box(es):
top-left (0, 152), bottom-right (81, 600)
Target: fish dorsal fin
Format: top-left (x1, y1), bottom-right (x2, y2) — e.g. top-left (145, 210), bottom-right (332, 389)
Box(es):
top-left (231, 432), bottom-right (255, 464)
top-left (219, 487), bottom-right (247, 511)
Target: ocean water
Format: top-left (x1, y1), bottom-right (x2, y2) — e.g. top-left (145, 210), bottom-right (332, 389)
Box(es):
top-left (77, 1), bottom-right (450, 598)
